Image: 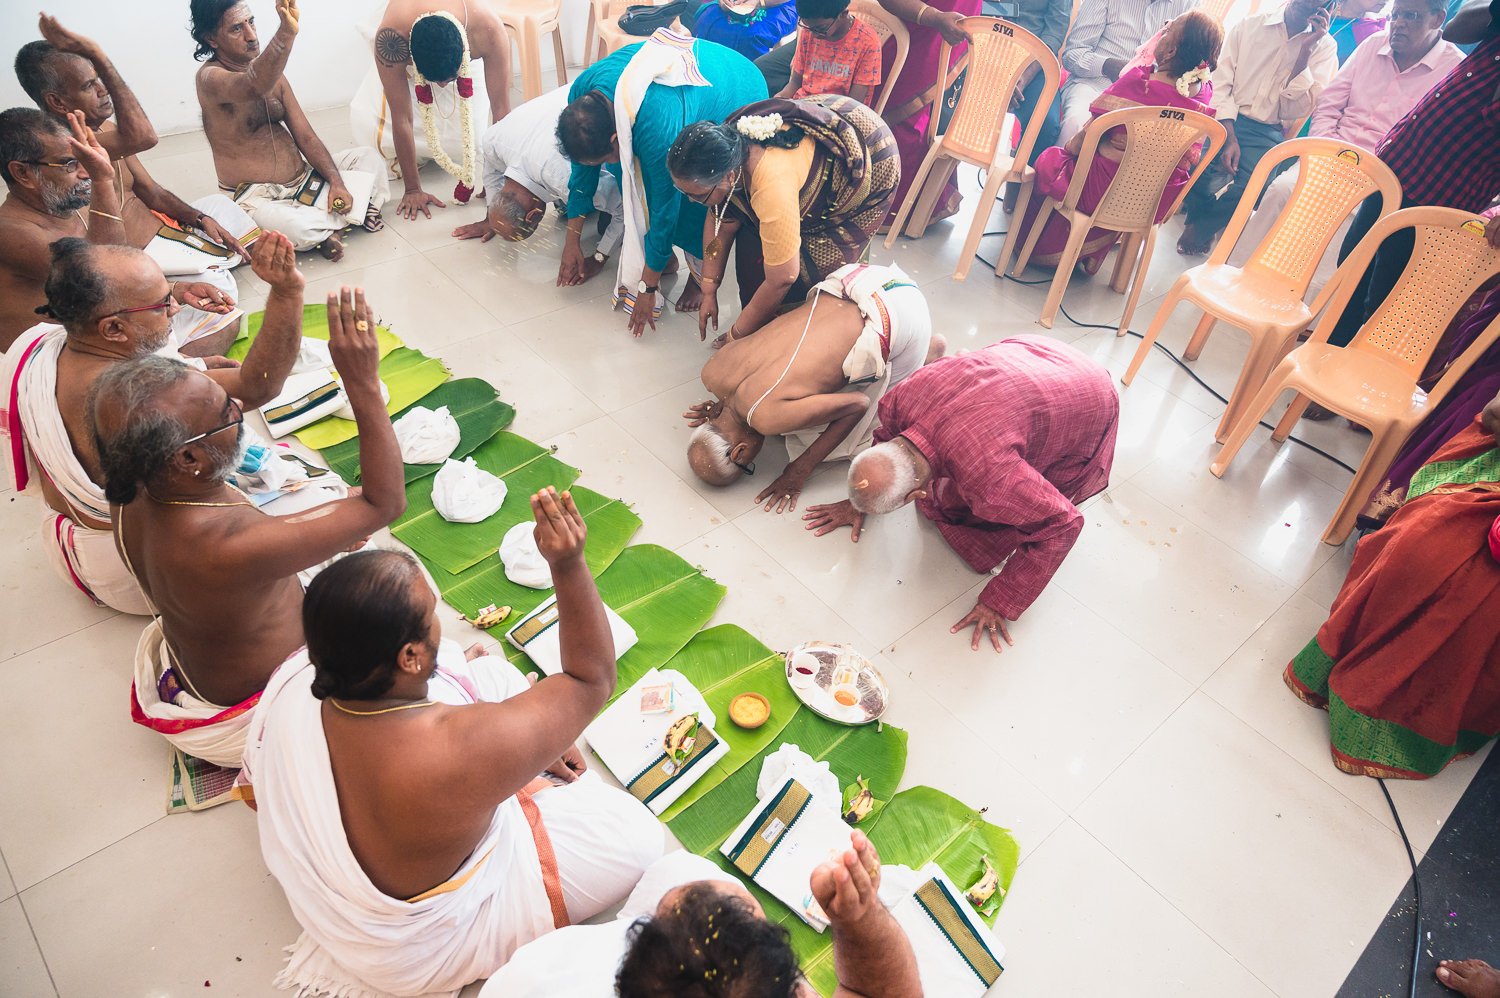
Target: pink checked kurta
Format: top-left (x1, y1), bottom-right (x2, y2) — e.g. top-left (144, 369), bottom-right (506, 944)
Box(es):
top-left (873, 335), bottom-right (1119, 620)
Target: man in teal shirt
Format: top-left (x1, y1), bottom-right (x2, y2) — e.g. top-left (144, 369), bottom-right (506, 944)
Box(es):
top-left (556, 38), bottom-right (766, 335)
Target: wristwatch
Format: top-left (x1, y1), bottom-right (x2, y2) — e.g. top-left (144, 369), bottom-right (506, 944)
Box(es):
top-left (593, 250), bottom-right (609, 264)
top-left (637, 280), bottom-right (658, 295)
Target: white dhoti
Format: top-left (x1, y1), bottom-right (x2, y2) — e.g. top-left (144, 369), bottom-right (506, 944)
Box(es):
top-left (1058, 77), bottom-right (1108, 146)
top-left (1226, 165), bottom-right (1346, 303)
top-left (229, 149), bottom-right (391, 252)
top-left (350, 58), bottom-right (492, 180)
top-left (131, 620), bottom-right (266, 768)
top-left (242, 642), bottom-right (663, 998)
top-left (784, 263), bottom-right (933, 464)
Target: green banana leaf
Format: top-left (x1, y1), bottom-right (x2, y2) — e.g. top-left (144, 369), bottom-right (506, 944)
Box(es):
top-left (423, 486), bottom-right (642, 621)
top-left (800, 785), bottom-right (1021, 994)
top-left (502, 544), bottom-right (727, 679)
top-left (228, 303), bottom-right (402, 361)
top-left (392, 432), bottom-right (581, 574)
top-left (653, 625), bottom-right (802, 822)
top-left (294, 347), bottom-right (451, 451)
top-left (319, 378), bottom-right (516, 485)
top-left (664, 708), bottom-right (909, 975)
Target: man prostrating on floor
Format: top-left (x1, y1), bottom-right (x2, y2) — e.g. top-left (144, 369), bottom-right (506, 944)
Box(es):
top-left (684, 263), bottom-right (945, 510)
top-left (241, 498), bottom-right (662, 997)
top-left (804, 335), bottom-right (1119, 652)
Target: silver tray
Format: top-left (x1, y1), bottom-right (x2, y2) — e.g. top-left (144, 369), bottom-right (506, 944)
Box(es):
top-left (783, 641), bottom-right (889, 725)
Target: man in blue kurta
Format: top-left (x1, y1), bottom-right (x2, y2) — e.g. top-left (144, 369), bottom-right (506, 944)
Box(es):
top-left (556, 34), bottom-right (766, 336)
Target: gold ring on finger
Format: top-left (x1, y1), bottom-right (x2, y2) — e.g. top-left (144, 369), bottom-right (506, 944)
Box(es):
top-left (355, 320), bottom-right (370, 332)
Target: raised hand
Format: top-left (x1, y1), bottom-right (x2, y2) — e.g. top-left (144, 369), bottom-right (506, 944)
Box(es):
top-left (802, 499), bottom-right (865, 541)
top-left (809, 830), bottom-right (884, 927)
top-left (398, 189), bottom-right (445, 220)
top-left (37, 14), bottom-right (99, 58)
top-left (173, 281), bottom-right (236, 314)
top-left (64, 111), bottom-right (112, 181)
top-left (326, 286), bottom-right (382, 389)
top-left (276, 0), bottom-right (301, 34)
top-left (951, 600), bottom-right (1014, 653)
top-left (249, 231), bottom-right (304, 294)
top-left (531, 487), bottom-right (588, 567)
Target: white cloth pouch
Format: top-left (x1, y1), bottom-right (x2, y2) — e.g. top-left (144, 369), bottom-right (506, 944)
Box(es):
top-left (432, 457), bottom-right (507, 523)
top-left (261, 369), bottom-right (347, 438)
top-left (584, 669), bottom-right (730, 815)
top-left (499, 521), bottom-right (553, 589)
top-left (392, 404), bottom-right (461, 464)
top-left (505, 593), bottom-right (638, 676)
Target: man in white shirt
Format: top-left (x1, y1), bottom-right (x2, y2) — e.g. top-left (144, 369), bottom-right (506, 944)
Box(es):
top-left (1058, 0), bottom-right (1196, 143)
top-left (1178, 0), bottom-right (1339, 254)
top-left (1227, 0), bottom-right (1462, 298)
top-left (453, 84), bottom-right (624, 283)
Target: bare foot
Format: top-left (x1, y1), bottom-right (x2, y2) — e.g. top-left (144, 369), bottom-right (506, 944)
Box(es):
top-left (924, 333), bottom-right (948, 365)
top-left (677, 274), bottom-right (704, 312)
top-left (1177, 223), bottom-right (1212, 256)
top-left (318, 231), bottom-right (345, 262)
top-left (1437, 960), bottom-right (1500, 998)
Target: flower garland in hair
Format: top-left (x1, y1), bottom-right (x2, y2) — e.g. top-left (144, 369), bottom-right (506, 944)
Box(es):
top-left (410, 10), bottom-right (477, 203)
top-left (736, 112), bottom-right (783, 142)
top-left (1175, 62), bottom-right (1210, 98)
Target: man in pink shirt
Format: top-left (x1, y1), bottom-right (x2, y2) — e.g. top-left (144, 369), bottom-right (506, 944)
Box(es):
top-left (1227, 0), bottom-right (1461, 297)
top-left (802, 335), bottom-right (1119, 653)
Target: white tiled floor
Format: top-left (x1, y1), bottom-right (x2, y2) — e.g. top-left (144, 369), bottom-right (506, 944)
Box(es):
top-left (1, 108), bottom-right (1487, 998)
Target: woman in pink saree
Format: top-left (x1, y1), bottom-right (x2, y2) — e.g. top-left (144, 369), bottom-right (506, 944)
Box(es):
top-left (1013, 10), bottom-right (1223, 274)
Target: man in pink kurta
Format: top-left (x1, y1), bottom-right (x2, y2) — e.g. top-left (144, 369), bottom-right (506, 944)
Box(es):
top-left (804, 335), bottom-right (1119, 651)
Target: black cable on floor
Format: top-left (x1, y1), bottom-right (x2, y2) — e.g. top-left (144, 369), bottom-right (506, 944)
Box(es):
top-left (1379, 777), bottom-right (1423, 998)
top-left (970, 241), bottom-right (1361, 476)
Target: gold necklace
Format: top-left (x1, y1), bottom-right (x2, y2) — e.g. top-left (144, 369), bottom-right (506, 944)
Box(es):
top-left (147, 482), bottom-right (256, 509)
top-left (329, 698), bottom-right (437, 716)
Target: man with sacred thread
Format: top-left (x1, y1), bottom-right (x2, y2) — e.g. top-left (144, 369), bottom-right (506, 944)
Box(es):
top-left (353, 0), bottom-right (515, 220)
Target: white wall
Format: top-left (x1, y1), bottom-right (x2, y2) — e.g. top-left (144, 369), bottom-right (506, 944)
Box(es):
top-left (0, 0), bottom-right (592, 136)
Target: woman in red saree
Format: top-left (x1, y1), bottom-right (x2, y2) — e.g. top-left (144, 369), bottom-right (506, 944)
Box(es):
top-left (1010, 10), bottom-right (1221, 274)
top-left (1286, 392), bottom-right (1500, 779)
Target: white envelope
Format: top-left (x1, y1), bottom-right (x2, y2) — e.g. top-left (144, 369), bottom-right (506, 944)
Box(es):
top-left (505, 593), bottom-right (638, 676)
top-left (584, 669), bottom-right (730, 815)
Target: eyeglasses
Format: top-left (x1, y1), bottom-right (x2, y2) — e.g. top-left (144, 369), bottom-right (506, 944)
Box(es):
top-left (731, 456), bottom-right (756, 477)
top-left (798, 14), bottom-right (846, 35)
top-left (21, 158), bottom-right (80, 172)
top-left (180, 398), bottom-right (244, 448)
top-left (1388, 9), bottom-right (1433, 20)
top-left (105, 293), bottom-right (176, 319)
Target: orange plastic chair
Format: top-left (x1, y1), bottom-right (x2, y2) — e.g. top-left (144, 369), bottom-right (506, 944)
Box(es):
top-left (501, 0), bottom-right (569, 101)
top-left (851, 0), bottom-right (910, 115)
top-left (587, 0), bottom-right (668, 61)
top-left (1005, 105), bottom-right (1225, 332)
top-left (1211, 207), bottom-right (1500, 545)
top-left (1123, 139), bottom-right (1401, 442)
top-left (883, 17), bottom-right (1061, 282)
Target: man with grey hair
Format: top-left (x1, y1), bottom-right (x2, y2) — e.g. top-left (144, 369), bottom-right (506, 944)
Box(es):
top-left (0, 106), bottom-right (124, 349)
top-left (683, 263), bottom-right (943, 511)
top-left (3, 231), bottom-right (307, 615)
top-left (87, 287), bottom-right (407, 771)
top-left (804, 335), bottom-right (1119, 652)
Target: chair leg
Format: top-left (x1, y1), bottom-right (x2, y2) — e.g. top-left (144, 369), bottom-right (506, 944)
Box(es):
top-left (1210, 367), bottom-right (1292, 477)
top-left (884, 146), bottom-right (945, 249)
top-left (1109, 232), bottom-right (1142, 294)
top-left (1183, 313), bottom-right (1216, 362)
top-left (1323, 429), bottom-right (1406, 545)
top-left (582, 7), bottom-right (597, 70)
top-left (1123, 284), bottom-right (1185, 383)
top-left (1010, 198), bottom-right (1056, 276)
top-left (1039, 218), bottom-right (1090, 329)
top-left (1271, 391), bottom-right (1311, 442)
top-left (906, 159), bottom-right (959, 239)
top-left (1115, 228), bottom-right (1155, 336)
top-left (1214, 331), bottom-right (1286, 444)
top-left (953, 167), bottom-right (1009, 282)
top-left (553, 28), bottom-right (569, 86)
top-left (995, 177), bottom-right (1035, 278)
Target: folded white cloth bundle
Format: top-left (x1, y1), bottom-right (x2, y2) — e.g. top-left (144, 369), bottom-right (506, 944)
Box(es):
top-left (584, 669), bottom-right (730, 815)
top-left (755, 744), bottom-right (840, 804)
top-left (261, 369), bottom-right (347, 438)
top-left (506, 593), bottom-right (637, 676)
top-left (499, 521), bottom-right (553, 589)
top-left (432, 457), bottom-right (507, 523)
top-left (392, 404), bottom-right (460, 464)
top-left (290, 337), bottom-right (333, 374)
top-left (332, 379), bottom-right (389, 421)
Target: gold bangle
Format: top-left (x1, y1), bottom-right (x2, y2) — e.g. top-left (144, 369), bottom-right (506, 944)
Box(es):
top-left (89, 209), bottom-right (123, 221)
top-left (916, 5), bottom-right (928, 24)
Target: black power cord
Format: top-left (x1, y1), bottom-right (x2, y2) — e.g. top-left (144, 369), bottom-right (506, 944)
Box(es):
top-left (970, 229), bottom-right (1426, 998)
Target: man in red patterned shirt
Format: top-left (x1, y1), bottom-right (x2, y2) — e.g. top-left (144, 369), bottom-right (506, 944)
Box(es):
top-left (803, 335), bottom-right (1119, 652)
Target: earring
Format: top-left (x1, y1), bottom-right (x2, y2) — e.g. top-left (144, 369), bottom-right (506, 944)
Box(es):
top-left (194, 469), bottom-right (201, 477)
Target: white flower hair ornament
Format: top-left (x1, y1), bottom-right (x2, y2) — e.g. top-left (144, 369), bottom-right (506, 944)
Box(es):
top-left (736, 112), bottom-right (784, 142)
top-left (410, 10), bottom-right (478, 204)
top-left (1175, 62), bottom-right (1210, 98)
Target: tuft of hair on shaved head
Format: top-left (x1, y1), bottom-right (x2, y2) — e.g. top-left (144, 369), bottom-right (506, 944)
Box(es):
top-left (848, 441), bottom-right (918, 515)
top-left (687, 424), bottom-right (741, 488)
